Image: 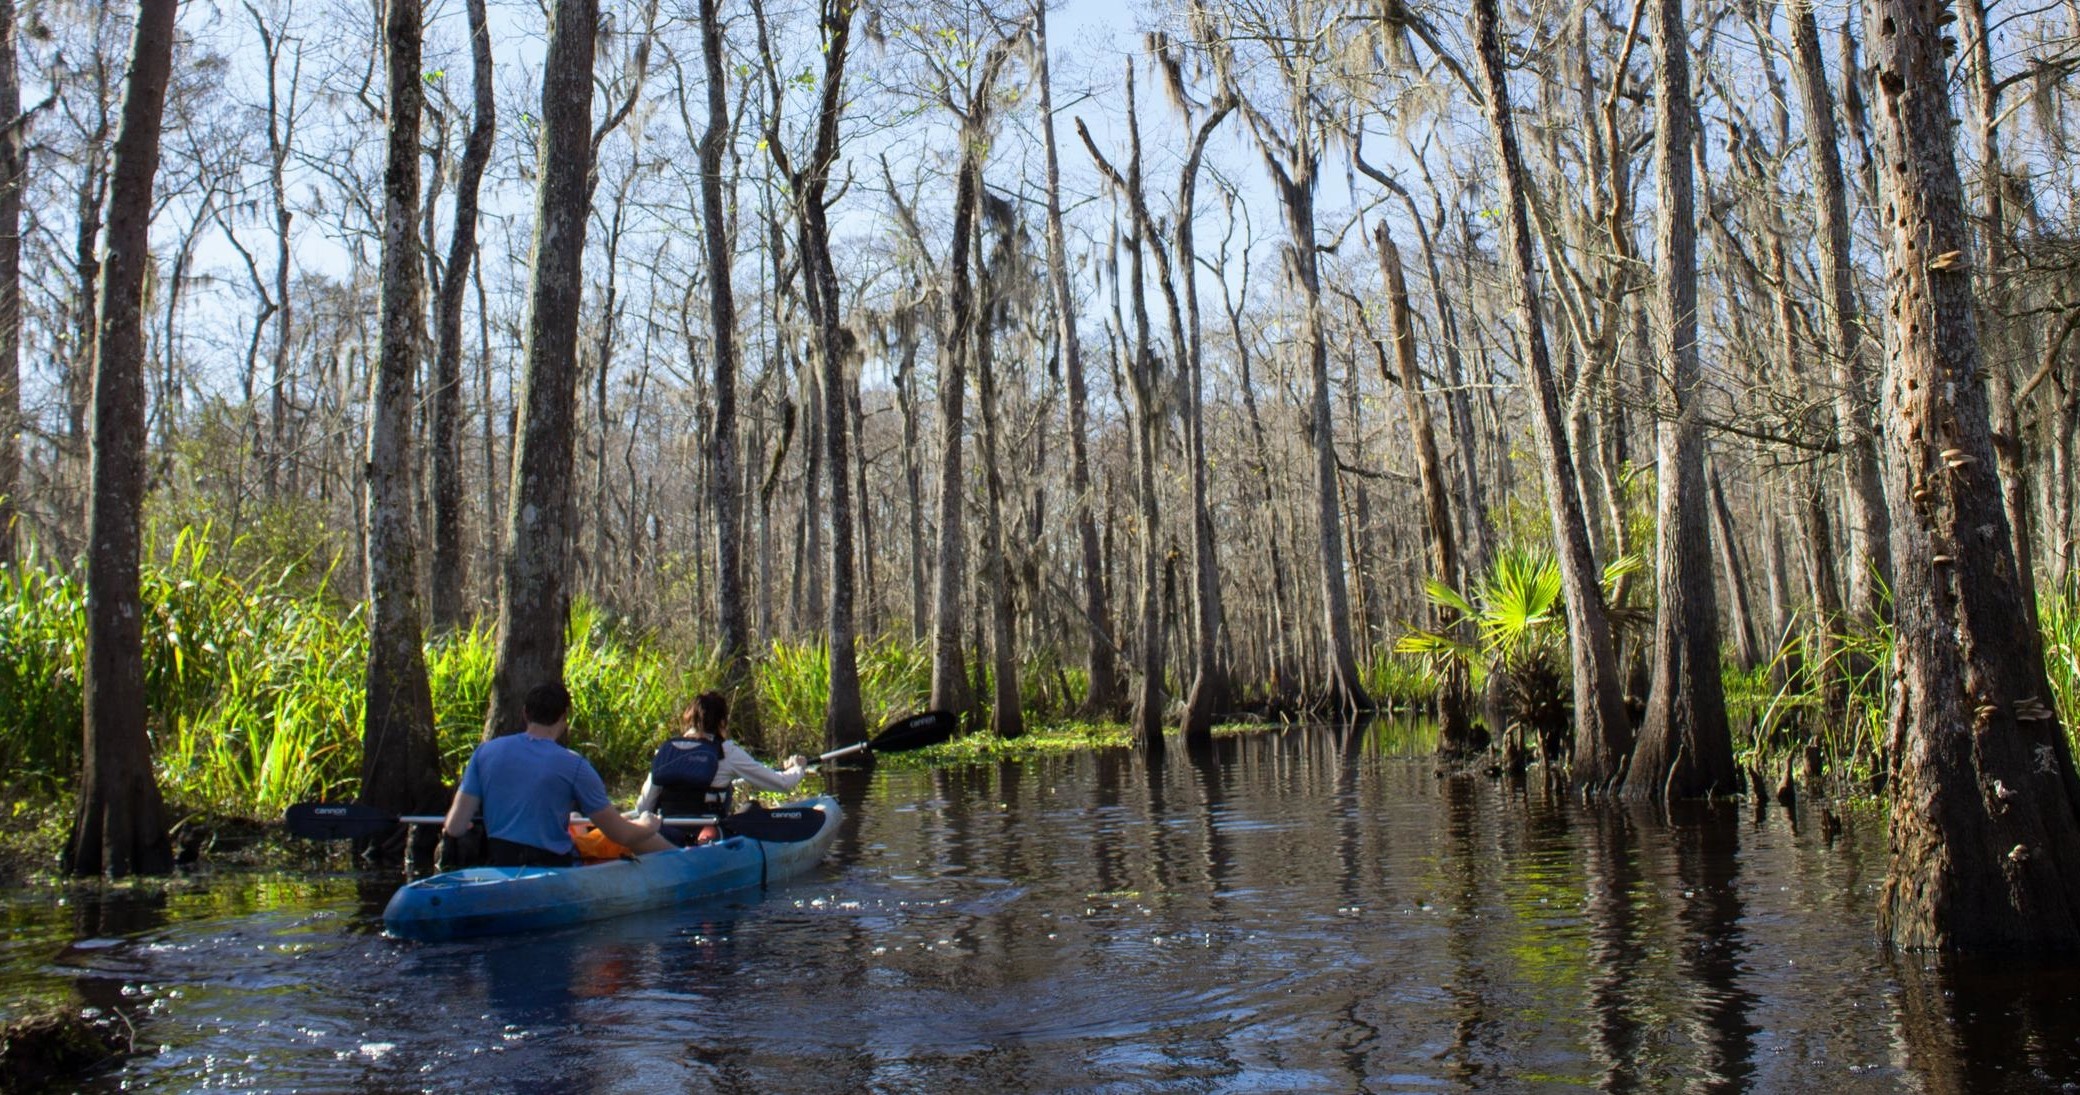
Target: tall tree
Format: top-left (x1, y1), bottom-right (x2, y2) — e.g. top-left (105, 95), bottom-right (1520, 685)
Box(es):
top-left (1629, 0), bottom-right (1732, 798)
top-left (484, 0), bottom-right (599, 738)
top-left (360, 0), bottom-right (444, 842)
top-left (1955, 0), bottom-right (2036, 612)
top-left (244, 0), bottom-right (298, 499)
top-left (1867, 0), bottom-right (2080, 949)
top-left (428, 0), bottom-right (494, 633)
top-left (66, 0), bottom-right (178, 879)
top-left (1374, 222), bottom-right (1474, 758)
top-left (1148, 34), bottom-right (1234, 748)
top-left (697, 0), bottom-right (756, 728)
top-left (1034, 0), bottom-right (1122, 719)
top-left (1469, 0), bottom-right (1630, 789)
top-left (60, 11), bottom-right (116, 463)
top-left (974, 200), bottom-right (1025, 740)
top-left (753, 0), bottom-right (866, 751)
top-left (1788, 0), bottom-right (1890, 624)
top-left (1195, 0), bottom-right (1370, 713)
top-left (0, 0), bottom-right (19, 564)
top-left (1080, 63), bottom-right (1167, 749)
top-left (925, 29), bottom-right (1019, 725)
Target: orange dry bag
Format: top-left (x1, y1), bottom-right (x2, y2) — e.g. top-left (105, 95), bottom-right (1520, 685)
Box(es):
top-left (569, 824), bottom-right (630, 862)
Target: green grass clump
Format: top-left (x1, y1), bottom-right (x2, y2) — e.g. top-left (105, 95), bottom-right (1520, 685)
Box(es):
top-left (0, 798), bottom-right (74, 884)
top-left (892, 720), bottom-right (1131, 768)
top-left (558, 601), bottom-right (712, 781)
top-left (0, 529), bottom-right (711, 817)
top-left (746, 636), bottom-right (935, 760)
top-left (0, 552), bottom-right (85, 797)
top-left (2038, 590), bottom-right (2080, 733)
top-left (1364, 650), bottom-right (1439, 707)
top-left (155, 535), bottom-right (365, 815)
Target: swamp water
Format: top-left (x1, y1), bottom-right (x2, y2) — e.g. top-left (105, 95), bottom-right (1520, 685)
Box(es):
top-left (4, 722), bottom-right (2079, 1092)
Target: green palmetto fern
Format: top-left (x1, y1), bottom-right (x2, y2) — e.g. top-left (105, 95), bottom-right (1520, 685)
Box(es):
top-left (1396, 547), bottom-right (1641, 752)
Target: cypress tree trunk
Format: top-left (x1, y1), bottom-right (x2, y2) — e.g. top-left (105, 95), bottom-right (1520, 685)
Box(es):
top-left (924, 38), bottom-right (1018, 728)
top-left (67, 87), bottom-right (109, 464)
top-left (1470, 0), bottom-right (1631, 789)
top-left (1106, 66), bottom-right (1167, 751)
top-left (893, 326), bottom-right (927, 643)
top-left (1770, 229), bottom-right (1852, 719)
top-left (697, 0), bottom-right (756, 730)
top-left (792, 0), bottom-right (864, 751)
top-left (975, 241), bottom-right (1023, 740)
top-left (1789, 0), bottom-right (1890, 623)
top-left (67, 0), bottom-right (178, 879)
top-left (1957, 0), bottom-right (2038, 617)
top-left (1217, 231), bottom-right (1297, 704)
top-left (1034, 0), bottom-right (1121, 719)
top-left (1375, 224), bottom-right (1474, 758)
top-left (262, 22), bottom-right (293, 501)
top-left (1868, 0), bottom-right (2080, 949)
top-left (1708, 459), bottom-right (1761, 670)
top-left (429, 0), bottom-right (494, 632)
top-left (1276, 167), bottom-right (1370, 715)
top-left (929, 148), bottom-right (979, 723)
top-left (484, 0), bottom-right (598, 738)
top-left (361, 0), bottom-right (444, 845)
top-left (1631, 0), bottom-right (1733, 798)
top-left (1174, 96), bottom-right (1232, 749)
top-left (0, 0), bottom-right (20, 565)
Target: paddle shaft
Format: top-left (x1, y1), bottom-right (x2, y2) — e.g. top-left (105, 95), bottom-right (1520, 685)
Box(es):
top-left (815, 742), bottom-right (870, 763)
top-left (399, 813), bottom-right (724, 828)
top-left (808, 710), bottom-right (958, 768)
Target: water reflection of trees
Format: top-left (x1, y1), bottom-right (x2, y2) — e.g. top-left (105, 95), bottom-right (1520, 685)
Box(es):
top-left (1439, 772), bottom-right (1497, 1086)
top-left (1890, 951), bottom-right (2080, 1091)
top-left (1668, 802), bottom-right (1757, 1091)
top-left (1581, 800), bottom-right (1645, 1090)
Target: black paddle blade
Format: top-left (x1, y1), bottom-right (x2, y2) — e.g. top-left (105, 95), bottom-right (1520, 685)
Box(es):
top-left (283, 802), bottom-right (401, 841)
top-left (720, 805), bottom-right (829, 843)
top-left (867, 710), bottom-right (958, 755)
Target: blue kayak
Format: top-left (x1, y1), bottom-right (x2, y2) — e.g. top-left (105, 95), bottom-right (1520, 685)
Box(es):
top-left (382, 795), bottom-right (842, 941)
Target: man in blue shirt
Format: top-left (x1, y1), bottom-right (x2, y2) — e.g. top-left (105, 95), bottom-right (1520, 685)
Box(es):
top-left (442, 681), bottom-right (671, 866)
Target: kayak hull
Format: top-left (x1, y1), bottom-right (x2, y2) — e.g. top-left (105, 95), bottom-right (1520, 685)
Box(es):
top-left (382, 795), bottom-right (841, 941)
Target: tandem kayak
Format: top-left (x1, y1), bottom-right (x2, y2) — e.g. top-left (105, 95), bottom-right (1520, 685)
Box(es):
top-left (381, 795), bottom-right (842, 941)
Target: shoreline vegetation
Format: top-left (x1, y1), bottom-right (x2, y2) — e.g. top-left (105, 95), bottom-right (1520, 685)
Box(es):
top-left (9, 520), bottom-right (2080, 889)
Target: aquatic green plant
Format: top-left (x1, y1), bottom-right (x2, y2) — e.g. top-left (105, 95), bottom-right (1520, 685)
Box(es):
top-left (1397, 547), bottom-right (1641, 763)
top-left (1362, 651), bottom-right (1440, 709)
top-left (891, 720), bottom-right (1131, 767)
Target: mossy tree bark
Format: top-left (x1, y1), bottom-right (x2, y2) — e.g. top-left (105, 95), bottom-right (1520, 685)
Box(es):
top-left (360, 0), bottom-right (444, 852)
top-left (484, 0), bottom-right (598, 739)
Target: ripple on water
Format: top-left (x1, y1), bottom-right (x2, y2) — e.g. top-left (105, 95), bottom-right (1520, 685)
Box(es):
top-left (5, 739), bottom-right (2079, 1092)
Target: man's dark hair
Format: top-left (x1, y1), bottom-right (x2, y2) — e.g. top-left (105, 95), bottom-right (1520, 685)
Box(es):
top-left (523, 681), bottom-right (572, 726)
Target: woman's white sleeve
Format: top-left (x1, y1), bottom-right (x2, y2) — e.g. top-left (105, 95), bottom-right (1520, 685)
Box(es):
top-left (724, 743), bottom-right (805, 792)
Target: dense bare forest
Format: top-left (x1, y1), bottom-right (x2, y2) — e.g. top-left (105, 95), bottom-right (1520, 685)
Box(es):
top-left (13, 0), bottom-right (2080, 944)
